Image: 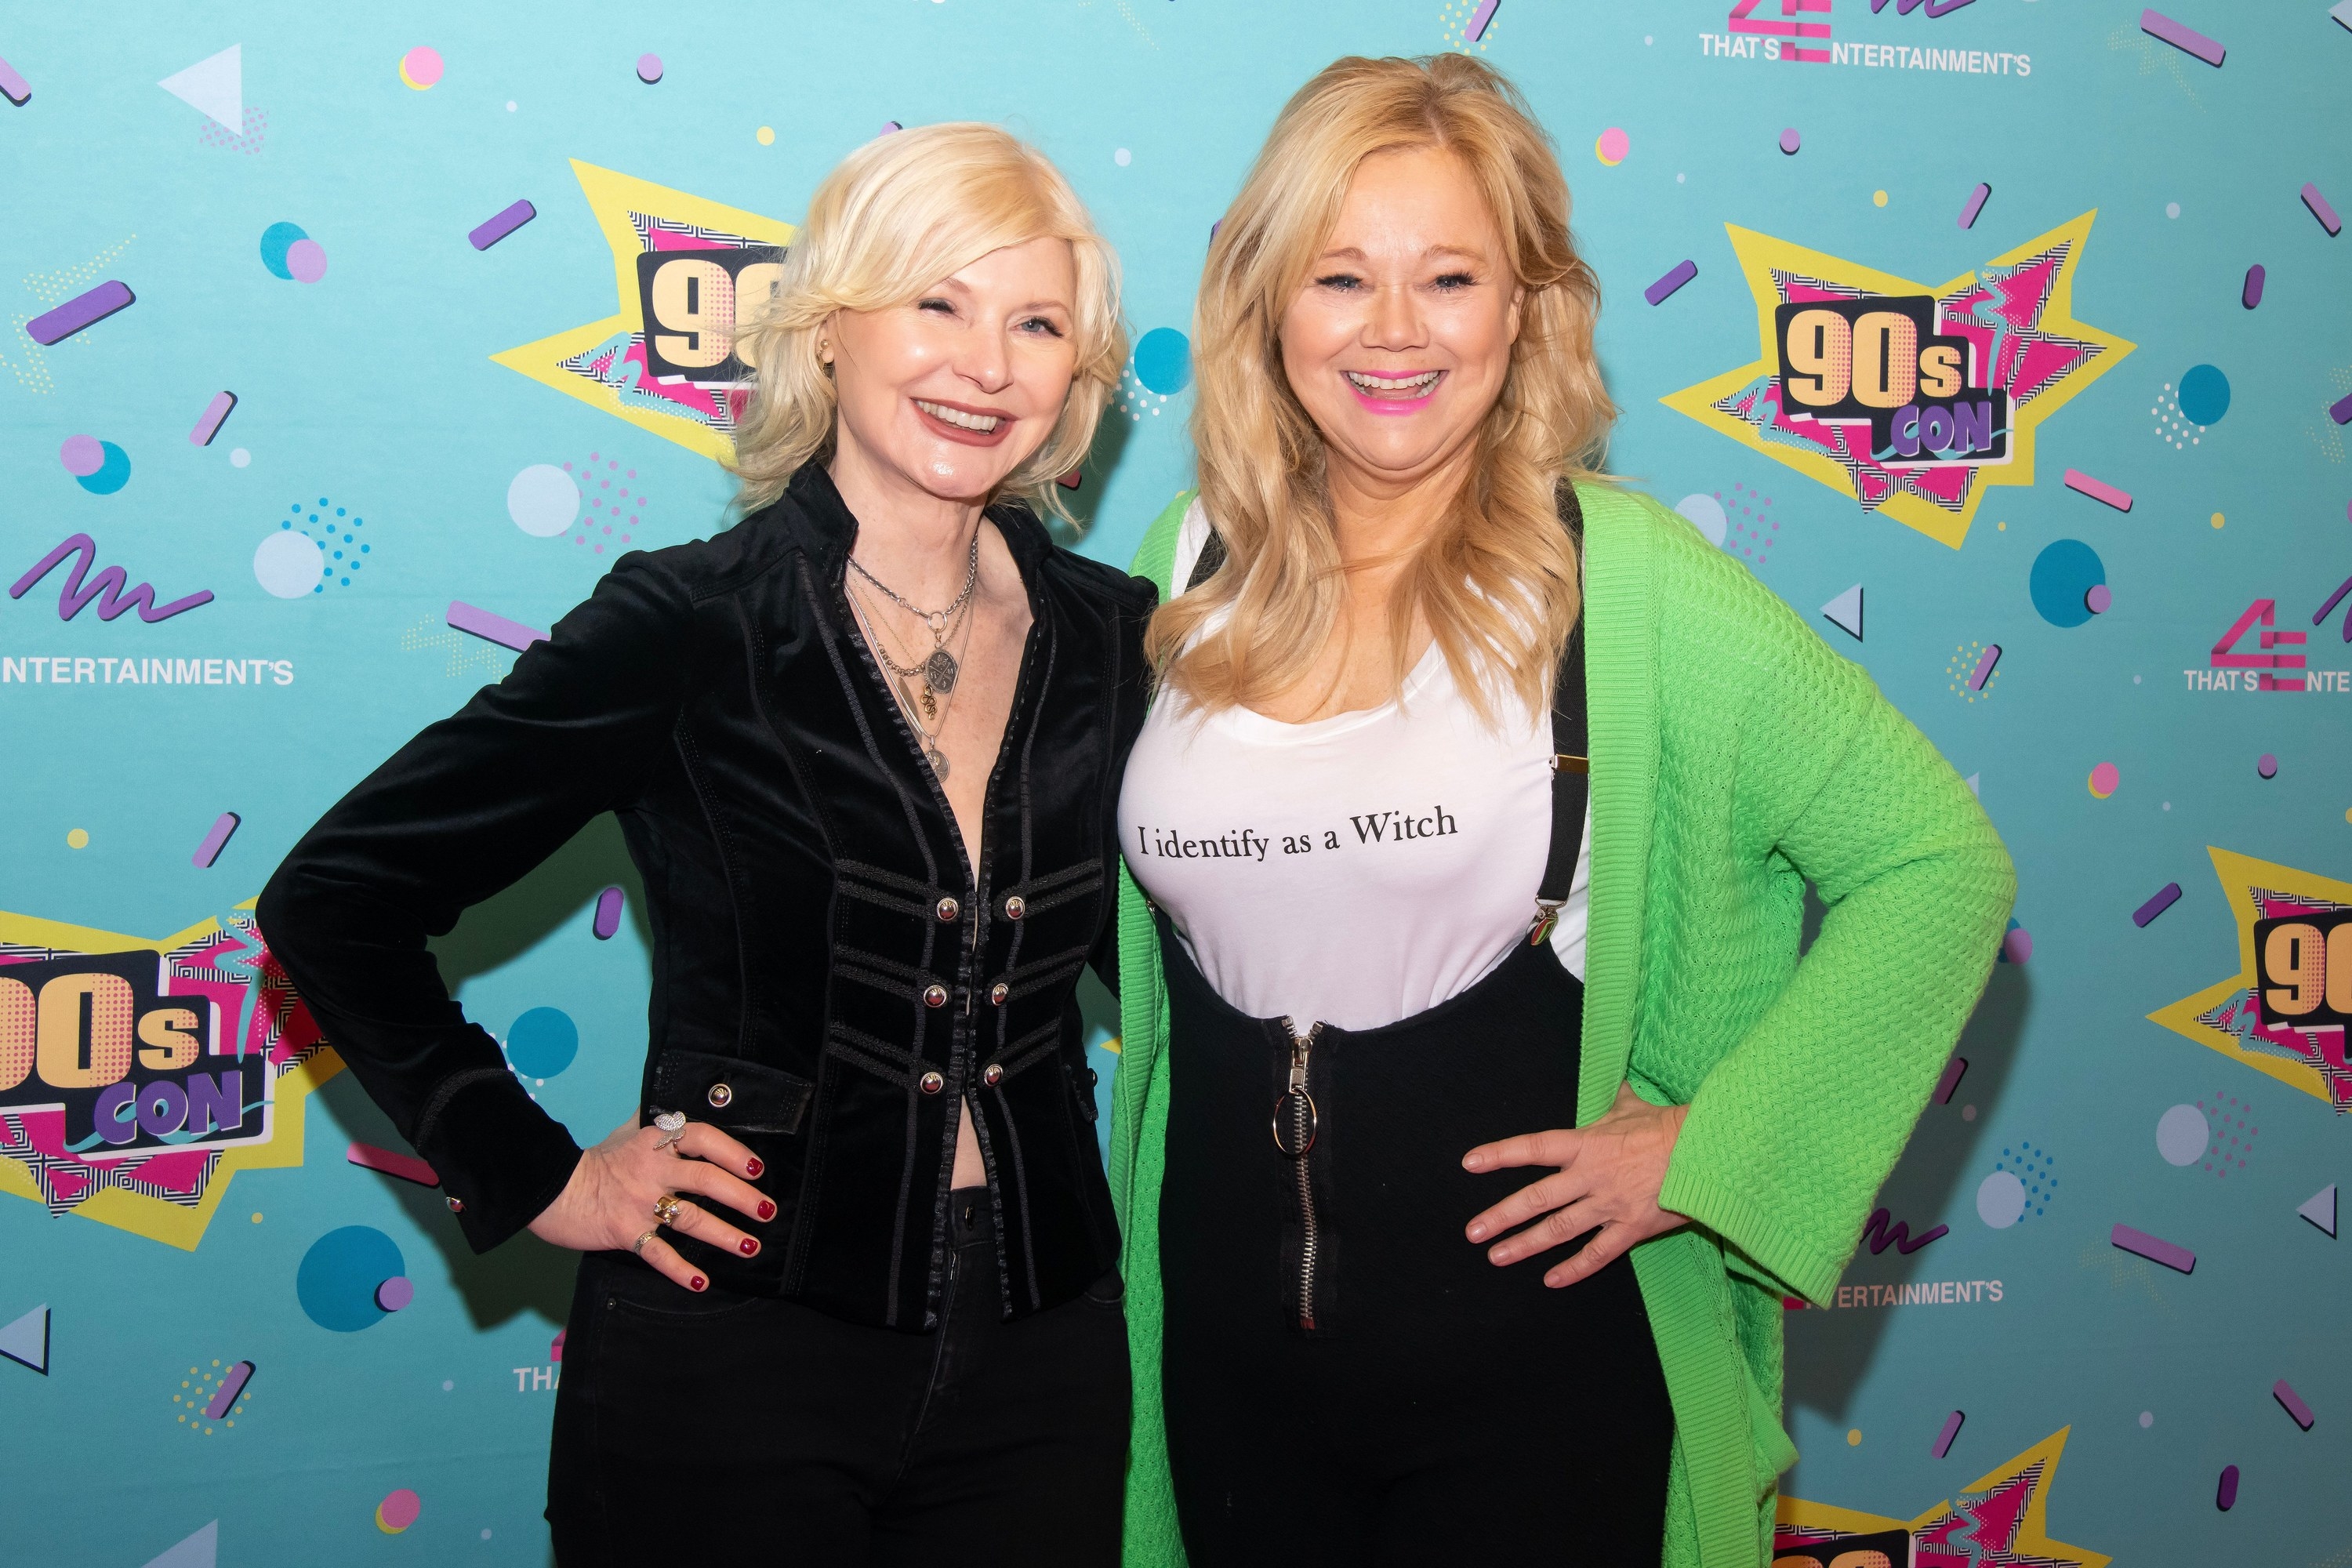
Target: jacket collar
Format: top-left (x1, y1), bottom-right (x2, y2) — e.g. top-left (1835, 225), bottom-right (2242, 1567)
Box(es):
top-left (781, 462), bottom-right (1054, 595)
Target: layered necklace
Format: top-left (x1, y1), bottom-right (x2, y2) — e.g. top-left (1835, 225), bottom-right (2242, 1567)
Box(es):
top-left (846, 531), bottom-right (981, 780)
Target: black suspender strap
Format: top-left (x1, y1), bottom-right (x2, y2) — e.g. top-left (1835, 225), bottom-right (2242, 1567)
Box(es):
top-left (1532, 483), bottom-right (1590, 945)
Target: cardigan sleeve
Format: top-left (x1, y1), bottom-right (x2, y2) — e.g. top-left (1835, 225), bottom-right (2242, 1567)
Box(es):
top-left (256, 555), bottom-right (693, 1253)
top-left (1652, 535), bottom-right (2016, 1307)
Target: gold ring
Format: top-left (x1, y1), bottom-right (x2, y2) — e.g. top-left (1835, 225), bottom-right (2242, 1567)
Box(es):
top-left (631, 1229), bottom-right (659, 1255)
top-left (652, 1193), bottom-right (683, 1227)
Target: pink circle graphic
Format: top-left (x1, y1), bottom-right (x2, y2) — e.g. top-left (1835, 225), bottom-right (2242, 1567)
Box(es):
top-left (636, 53), bottom-right (663, 83)
top-left (286, 239), bottom-right (328, 283)
top-left (2257, 753), bottom-right (2278, 779)
top-left (1595, 127), bottom-right (1631, 166)
top-left (377, 1489), bottom-right (422, 1534)
top-left (2085, 583), bottom-right (2112, 614)
top-left (59, 434), bottom-right (103, 477)
top-left (376, 1276), bottom-right (415, 1312)
top-left (399, 46), bottom-right (443, 90)
top-left (2088, 762), bottom-right (2121, 799)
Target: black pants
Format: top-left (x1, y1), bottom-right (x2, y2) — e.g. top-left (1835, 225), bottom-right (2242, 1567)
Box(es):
top-left (548, 1188), bottom-right (1129, 1566)
top-left (1159, 931), bottom-right (1675, 1565)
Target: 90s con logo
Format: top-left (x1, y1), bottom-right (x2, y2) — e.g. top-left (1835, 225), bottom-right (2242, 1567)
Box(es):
top-left (0, 951), bottom-right (266, 1156)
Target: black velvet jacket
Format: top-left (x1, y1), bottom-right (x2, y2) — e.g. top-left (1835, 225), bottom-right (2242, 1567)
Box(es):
top-left (258, 465), bottom-right (1155, 1331)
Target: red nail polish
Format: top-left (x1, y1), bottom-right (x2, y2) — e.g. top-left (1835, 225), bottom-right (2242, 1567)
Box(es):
top-left (691, 1275), bottom-right (707, 1292)
top-left (739, 1237), bottom-right (759, 1256)
top-left (745, 1157), bottom-right (764, 1178)
top-left (757, 1200), bottom-right (775, 1221)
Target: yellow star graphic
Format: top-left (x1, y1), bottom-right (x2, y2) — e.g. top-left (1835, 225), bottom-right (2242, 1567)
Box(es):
top-left (2149, 848), bottom-right (2352, 1112)
top-left (492, 161), bottom-right (797, 464)
top-left (0, 898), bottom-right (341, 1250)
top-left (1777, 1428), bottom-right (2108, 1566)
top-left (1663, 212), bottom-right (2133, 550)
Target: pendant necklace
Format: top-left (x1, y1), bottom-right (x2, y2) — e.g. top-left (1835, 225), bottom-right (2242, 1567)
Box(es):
top-left (850, 579), bottom-right (975, 782)
top-left (847, 530), bottom-right (980, 719)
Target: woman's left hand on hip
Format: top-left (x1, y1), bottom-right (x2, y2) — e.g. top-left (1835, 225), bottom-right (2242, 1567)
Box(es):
top-left (1461, 1083), bottom-right (1692, 1288)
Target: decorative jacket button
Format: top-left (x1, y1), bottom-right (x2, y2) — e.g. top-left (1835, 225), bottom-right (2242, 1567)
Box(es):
top-left (1004, 895), bottom-right (1025, 920)
top-left (919, 1070), bottom-right (945, 1094)
top-left (924, 984), bottom-right (948, 1008)
top-left (1085, 1067), bottom-right (1099, 1087)
top-left (445, 1196), bottom-right (465, 1214)
top-left (706, 1082), bottom-right (734, 1109)
top-left (936, 896), bottom-right (960, 921)
top-left (989, 982), bottom-right (1009, 1005)
top-left (983, 1062), bottom-right (1004, 1087)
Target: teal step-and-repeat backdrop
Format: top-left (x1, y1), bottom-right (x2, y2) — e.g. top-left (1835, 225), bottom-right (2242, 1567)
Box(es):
top-left (2, 3), bottom-right (2347, 1563)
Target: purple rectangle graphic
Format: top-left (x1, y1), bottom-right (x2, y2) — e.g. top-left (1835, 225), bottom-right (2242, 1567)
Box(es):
top-left (1932, 1056), bottom-right (1969, 1105)
top-left (2133, 882), bottom-right (2183, 927)
top-left (1645, 260), bottom-right (1697, 307)
top-left (2329, 391), bottom-right (2352, 426)
top-left (189, 391), bottom-right (237, 446)
top-left (1965, 644), bottom-right (2001, 691)
top-left (191, 811), bottom-right (241, 869)
top-left (2111, 1223), bottom-right (2195, 1273)
top-left (2274, 1379), bottom-right (2316, 1429)
top-left (1464, 0), bottom-right (1500, 42)
top-left (1958, 183), bottom-right (1991, 230)
top-left (202, 1360), bottom-right (254, 1420)
top-left (469, 199), bottom-right (536, 251)
top-left (26, 280), bottom-right (134, 345)
top-left (447, 601), bottom-right (547, 652)
top-left (2140, 9), bottom-right (2226, 67)
top-left (2303, 183), bottom-right (2343, 237)
top-left (0, 53), bottom-right (31, 104)
top-left (1931, 1410), bottom-right (1965, 1458)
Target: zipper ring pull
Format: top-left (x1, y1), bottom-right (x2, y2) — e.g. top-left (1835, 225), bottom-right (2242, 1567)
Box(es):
top-left (1272, 1088), bottom-right (1319, 1156)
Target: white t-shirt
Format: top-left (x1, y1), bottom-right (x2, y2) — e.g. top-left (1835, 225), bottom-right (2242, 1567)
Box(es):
top-left (1119, 504), bottom-right (1591, 1032)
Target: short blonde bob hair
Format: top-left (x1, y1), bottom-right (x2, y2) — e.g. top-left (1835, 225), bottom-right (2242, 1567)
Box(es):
top-left (730, 122), bottom-right (1127, 523)
top-left (1149, 55), bottom-right (1613, 724)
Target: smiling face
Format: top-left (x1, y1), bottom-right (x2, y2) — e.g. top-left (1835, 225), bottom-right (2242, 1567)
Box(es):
top-left (826, 235), bottom-right (1080, 507)
top-left (1278, 146), bottom-right (1524, 496)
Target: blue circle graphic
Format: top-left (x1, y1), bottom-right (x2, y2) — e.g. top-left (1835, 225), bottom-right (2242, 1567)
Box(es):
top-left (75, 441), bottom-right (132, 495)
top-left (2176, 364), bottom-right (2230, 426)
top-left (259, 221), bottom-right (309, 280)
top-left (1132, 328), bottom-right (1192, 395)
top-left (2029, 539), bottom-right (2107, 628)
top-left (506, 1007), bottom-right (579, 1078)
top-left (296, 1226), bottom-right (406, 1332)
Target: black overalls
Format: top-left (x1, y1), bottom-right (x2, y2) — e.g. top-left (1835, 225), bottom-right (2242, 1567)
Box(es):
top-left (1155, 496), bottom-right (1676, 1564)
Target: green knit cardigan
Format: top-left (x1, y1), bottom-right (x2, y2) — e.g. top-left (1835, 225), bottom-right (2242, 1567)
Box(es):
top-left (1106, 481), bottom-right (2016, 1567)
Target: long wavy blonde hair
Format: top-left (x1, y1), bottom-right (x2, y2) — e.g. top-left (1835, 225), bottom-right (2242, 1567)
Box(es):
top-left (729, 122), bottom-right (1127, 524)
top-left (1148, 55), bottom-right (1613, 724)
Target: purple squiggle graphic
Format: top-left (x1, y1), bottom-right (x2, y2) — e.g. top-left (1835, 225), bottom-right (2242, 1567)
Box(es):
top-left (9, 535), bottom-right (214, 622)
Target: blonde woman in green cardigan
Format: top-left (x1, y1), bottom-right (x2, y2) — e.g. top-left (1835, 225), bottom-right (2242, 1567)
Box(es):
top-left (1107, 54), bottom-right (2014, 1568)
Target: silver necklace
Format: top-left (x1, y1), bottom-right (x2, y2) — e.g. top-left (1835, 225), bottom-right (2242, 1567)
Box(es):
top-left (849, 583), bottom-right (975, 780)
top-left (846, 532), bottom-right (980, 700)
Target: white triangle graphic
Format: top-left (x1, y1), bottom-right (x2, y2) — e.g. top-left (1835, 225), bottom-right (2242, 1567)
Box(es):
top-left (1963, 773), bottom-right (1981, 798)
top-left (2299, 1183), bottom-right (2337, 1238)
top-left (1820, 583), bottom-right (1864, 641)
top-left (140, 1522), bottom-right (218, 1568)
top-left (159, 45), bottom-right (242, 131)
top-left (0, 1303), bottom-right (47, 1374)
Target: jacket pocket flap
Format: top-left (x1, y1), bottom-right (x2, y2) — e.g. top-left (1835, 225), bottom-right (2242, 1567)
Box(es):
top-left (651, 1049), bottom-right (814, 1136)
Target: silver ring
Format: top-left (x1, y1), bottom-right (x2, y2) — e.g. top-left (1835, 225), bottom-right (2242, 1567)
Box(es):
top-left (631, 1229), bottom-right (659, 1256)
top-left (652, 1109), bottom-right (688, 1152)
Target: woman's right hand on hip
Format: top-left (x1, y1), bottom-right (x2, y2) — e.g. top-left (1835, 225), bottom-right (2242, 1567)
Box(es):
top-left (527, 1116), bottom-right (775, 1292)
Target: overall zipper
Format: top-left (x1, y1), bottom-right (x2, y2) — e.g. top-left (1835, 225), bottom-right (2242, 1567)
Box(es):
top-left (1274, 1017), bottom-right (1324, 1331)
